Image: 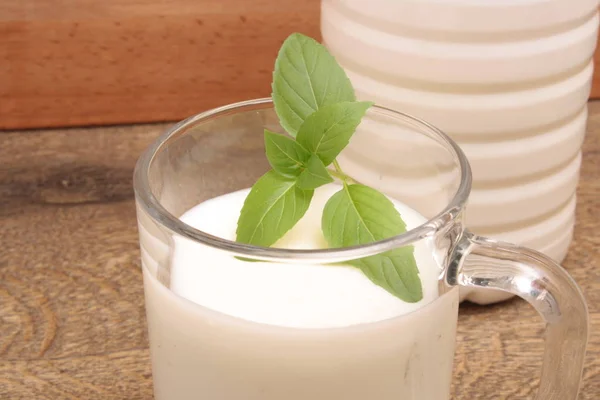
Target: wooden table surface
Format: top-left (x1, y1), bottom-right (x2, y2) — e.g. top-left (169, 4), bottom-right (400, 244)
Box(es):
top-left (1, 103), bottom-right (599, 399)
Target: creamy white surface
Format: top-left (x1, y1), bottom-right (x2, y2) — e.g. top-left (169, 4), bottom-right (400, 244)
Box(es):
top-left (170, 184), bottom-right (441, 328)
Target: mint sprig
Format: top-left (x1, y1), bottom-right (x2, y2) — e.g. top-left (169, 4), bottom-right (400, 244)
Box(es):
top-left (264, 129), bottom-right (310, 178)
top-left (296, 101), bottom-right (373, 166)
top-left (236, 33), bottom-right (423, 303)
top-left (236, 170), bottom-right (313, 247)
top-left (321, 184), bottom-right (423, 303)
top-left (297, 154), bottom-right (334, 190)
top-left (272, 33), bottom-right (356, 136)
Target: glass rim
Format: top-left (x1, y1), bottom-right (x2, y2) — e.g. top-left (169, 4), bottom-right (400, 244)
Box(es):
top-left (133, 98), bottom-right (472, 263)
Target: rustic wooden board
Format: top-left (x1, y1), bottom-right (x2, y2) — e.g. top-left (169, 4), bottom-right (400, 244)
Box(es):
top-left (593, 30), bottom-right (600, 98)
top-left (0, 0), bottom-right (598, 127)
top-left (0, 101), bottom-right (599, 399)
top-left (0, 0), bottom-right (320, 129)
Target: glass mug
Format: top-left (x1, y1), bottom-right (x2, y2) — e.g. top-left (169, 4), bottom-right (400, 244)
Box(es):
top-left (133, 99), bottom-right (588, 400)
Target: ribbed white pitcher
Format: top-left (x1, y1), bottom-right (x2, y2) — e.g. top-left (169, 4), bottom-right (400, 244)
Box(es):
top-left (322, 0), bottom-right (599, 304)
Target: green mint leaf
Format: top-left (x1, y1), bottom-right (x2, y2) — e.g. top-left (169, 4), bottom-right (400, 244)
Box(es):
top-left (236, 170), bottom-right (313, 247)
top-left (321, 184), bottom-right (423, 303)
top-left (272, 33), bottom-right (356, 136)
top-left (296, 154), bottom-right (334, 190)
top-left (264, 129), bottom-right (310, 178)
top-left (296, 101), bottom-right (373, 166)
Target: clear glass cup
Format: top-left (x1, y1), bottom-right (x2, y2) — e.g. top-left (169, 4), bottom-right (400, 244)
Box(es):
top-left (133, 99), bottom-right (588, 400)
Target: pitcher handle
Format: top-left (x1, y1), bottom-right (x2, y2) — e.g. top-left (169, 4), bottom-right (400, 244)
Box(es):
top-left (451, 231), bottom-right (589, 399)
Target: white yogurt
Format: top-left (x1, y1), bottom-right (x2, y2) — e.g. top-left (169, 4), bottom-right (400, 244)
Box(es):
top-left (139, 182), bottom-right (459, 399)
top-left (170, 184), bottom-right (441, 328)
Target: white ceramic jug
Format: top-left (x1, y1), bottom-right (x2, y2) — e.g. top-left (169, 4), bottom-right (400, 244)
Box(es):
top-left (322, 0), bottom-right (599, 304)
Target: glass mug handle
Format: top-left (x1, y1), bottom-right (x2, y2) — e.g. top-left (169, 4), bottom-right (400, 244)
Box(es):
top-left (451, 231), bottom-right (589, 399)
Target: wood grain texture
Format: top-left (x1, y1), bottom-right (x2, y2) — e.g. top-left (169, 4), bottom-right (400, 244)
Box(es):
top-left (1, 0), bottom-right (597, 130)
top-left (1, 104), bottom-right (599, 399)
top-left (0, 0), bottom-right (320, 130)
top-left (593, 30), bottom-right (600, 99)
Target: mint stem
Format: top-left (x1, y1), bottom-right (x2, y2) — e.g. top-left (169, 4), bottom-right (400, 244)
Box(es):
top-left (327, 168), bottom-right (351, 183)
top-left (329, 159), bottom-right (360, 185)
top-left (332, 159), bottom-right (343, 175)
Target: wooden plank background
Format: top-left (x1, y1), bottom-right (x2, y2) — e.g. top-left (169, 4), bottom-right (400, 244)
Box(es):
top-left (0, 0), bottom-right (321, 130)
top-left (594, 30), bottom-right (600, 98)
top-left (0, 0), bottom-right (598, 130)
